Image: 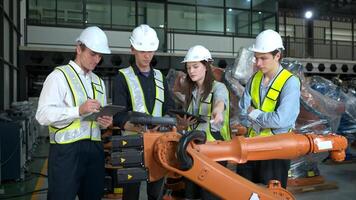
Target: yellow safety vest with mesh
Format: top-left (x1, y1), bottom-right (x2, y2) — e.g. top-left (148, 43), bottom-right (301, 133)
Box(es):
top-left (248, 68), bottom-right (293, 137)
top-left (48, 65), bottom-right (105, 144)
top-left (119, 66), bottom-right (164, 135)
top-left (188, 81), bottom-right (231, 142)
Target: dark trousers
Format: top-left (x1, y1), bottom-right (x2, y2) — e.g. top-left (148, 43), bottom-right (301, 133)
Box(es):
top-left (184, 161), bottom-right (227, 200)
top-left (183, 132), bottom-right (226, 200)
top-left (184, 180), bottom-right (220, 200)
top-left (122, 178), bottom-right (164, 200)
top-left (48, 140), bottom-right (105, 200)
top-left (235, 159), bottom-right (291, 188)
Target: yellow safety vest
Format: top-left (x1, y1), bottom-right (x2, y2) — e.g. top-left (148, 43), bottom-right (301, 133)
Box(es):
top-left (48, 64), bottom-right (105, 144)
top-left (248, 69), bottom-right (293, 137)
top-left (188, 81), bottom-right (231, 142)
top-left (119, 66), bottom-right (164, 135)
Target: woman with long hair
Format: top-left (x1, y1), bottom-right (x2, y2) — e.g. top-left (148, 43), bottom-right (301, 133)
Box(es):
top-left (178, 45), bottom-right (231, 200)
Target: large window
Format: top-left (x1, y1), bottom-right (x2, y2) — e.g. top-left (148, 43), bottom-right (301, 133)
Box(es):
top-left (167, 4), bottom-right (195, 32)
top-left (197, 6), bottom-right (224, 33)
top-left (253, 0), bottom-right (276, 12)
top-left (28, 0), bottom-right (56, 24)
top-left (251, 11), bottom-right (276, 35)
top-left (138, 2), bottom-right (165, 50)
top-left (252, 11), bottom-right (263, 35)
top-left (168, 0), bottom-right (195, 5)
top-left (263, 13), bottom-right (276, 30)
top-left (112, 0), bottom-right (135, 29)
top-left (137, 2), bottom-right (164, 28)
top-left (28, 0), bottom-right (279, 38)
top-left (57, 0), bottom-right (83, 26)
top-left (196, 0), bottom-right (222, 7)
top-left (226, 0), bottom-right (251, 9)
top-left (86, 0), bottom-right (110, 27)
top-left (226, 9), bottom-right (250, 36)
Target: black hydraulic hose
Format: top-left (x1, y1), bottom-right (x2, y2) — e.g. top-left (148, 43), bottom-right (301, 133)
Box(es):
top-left (177, 130), bottom-right (206, 170)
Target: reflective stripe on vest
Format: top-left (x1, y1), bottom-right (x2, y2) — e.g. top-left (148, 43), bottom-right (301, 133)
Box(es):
top-left (248, 69), bottom-right (293, 137)
top-left (188, 81), bottom-right (231, 142)
top-left (48, 64), bottom-right (105, 144)
top-left (119, 66), bottom-right (164, 135)
top-left (119, 66), bottom-right (164, 117)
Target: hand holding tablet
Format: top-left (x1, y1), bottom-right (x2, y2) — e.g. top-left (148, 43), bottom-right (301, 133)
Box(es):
top-left (83, 105), bottom-right (125, 121)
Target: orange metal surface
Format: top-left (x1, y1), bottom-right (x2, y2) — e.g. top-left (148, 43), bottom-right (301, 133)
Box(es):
top-left (194, 132), bottom-right (347, 163)
top-left (143, 131), bottom-right (347, 200)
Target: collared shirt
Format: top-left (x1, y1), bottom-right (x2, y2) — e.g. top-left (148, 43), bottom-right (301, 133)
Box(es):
top-left (190, 81), bottom-right (229, 132)
top-left (36, 60), bottom-right (107, 128)
top-left (238, 65), bottom-right (300, 134)
top-left (112, 65), bottom-right (175, 128)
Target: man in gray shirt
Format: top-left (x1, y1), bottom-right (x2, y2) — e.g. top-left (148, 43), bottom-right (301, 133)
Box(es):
top-left (236, 29), bottom-right (301, 188)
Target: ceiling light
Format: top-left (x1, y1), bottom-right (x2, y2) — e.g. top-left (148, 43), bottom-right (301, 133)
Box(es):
top-left (305, 10), bottom-right (313, 19)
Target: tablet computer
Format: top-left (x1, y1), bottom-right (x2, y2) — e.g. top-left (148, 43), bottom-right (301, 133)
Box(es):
top-left (168, 109), bottom-right (206, 123)
top-left (83, 105), bottom-right (126, 121)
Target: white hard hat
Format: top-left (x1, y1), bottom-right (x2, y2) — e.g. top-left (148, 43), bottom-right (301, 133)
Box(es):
top-left (249, 29), bottom-right (284, 53)
top-left (181, 45), bottom-right (213, 63)
top-left (130, 24), bottom-right (159, 51)
top-left (76, 26), bottom-right (111, 54)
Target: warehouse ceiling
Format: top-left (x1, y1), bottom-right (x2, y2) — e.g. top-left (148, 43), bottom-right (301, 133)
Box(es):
top-left (279, 0), bottom-right (356, 18)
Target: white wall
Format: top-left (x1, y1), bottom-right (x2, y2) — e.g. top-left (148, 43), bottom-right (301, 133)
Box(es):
top-left (25, 25), bottom-right (254, 57)
top-left (26, 25), bottom-right (132, 52)
top-left (167, 33), bottom-right (254, 57)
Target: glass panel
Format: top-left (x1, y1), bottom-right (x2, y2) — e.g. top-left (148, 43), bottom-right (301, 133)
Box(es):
top-left (197, 6), bottom-right (223, 33)
top-left (226, 9), bottom-right (250, 36)
top-left (226, 0), bottom-right (251, 9)
top-left (155, 28), bottom-right (165, 51)
top-left (251, 11), bottom-right (275, 35)
top-left (57, 0), bottom-right (83, 26)
top-left (168, 0), bottom-right (195, 5)
top-left (168, 4), bottom-right (195, 31)
top-left (138, 2), bottom-right (165, 50)
top-left (252, 11), bottom-right (263, 35)
top-left (86, 0), bottom-right (111, 27)
top-left (137, 2), bottom-right (164, 28)
top-left (252, 0), bottom-right (276, 12)
top-left (263, 13), bottom-right (276, 30)
top-left (13, 0), bottom-right (18, 27)
top-left (196, 0), bottom-right (222, 6)
top-left (28, 0), bottom-right (55, 24)
top-left (112, 0), bottom-right (135, 29)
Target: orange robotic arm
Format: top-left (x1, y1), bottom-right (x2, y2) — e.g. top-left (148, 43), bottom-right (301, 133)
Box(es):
top-left (143, 130), bottom-right (347, 200)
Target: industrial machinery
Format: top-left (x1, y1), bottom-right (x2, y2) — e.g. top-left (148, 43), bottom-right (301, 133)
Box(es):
top-left (107, 114), bottom-right (347, 200)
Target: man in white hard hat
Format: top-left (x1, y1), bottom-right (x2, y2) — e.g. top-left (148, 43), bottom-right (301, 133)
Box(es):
top-left (236, 29), bottom-right (301, 188)
top-left (112, 24), bottom-right (175, 200)
top-left (36, 26), bottom-right (112, 199)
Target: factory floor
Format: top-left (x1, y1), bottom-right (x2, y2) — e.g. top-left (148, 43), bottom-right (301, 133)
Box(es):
top-left (1, 137), bottom-right (355, 200)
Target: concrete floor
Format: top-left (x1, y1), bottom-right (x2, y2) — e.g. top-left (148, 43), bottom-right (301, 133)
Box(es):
top-left (294, 151), bottom-right (356, 200)
top-left (1, 138), bottom-right (355, 200)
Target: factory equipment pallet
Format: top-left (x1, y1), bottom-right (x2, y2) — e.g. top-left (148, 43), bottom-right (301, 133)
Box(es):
top-left (287, 176), bottom-right (338, 194)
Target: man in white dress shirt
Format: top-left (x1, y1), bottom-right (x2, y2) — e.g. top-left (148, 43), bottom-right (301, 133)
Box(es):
top-left (36, 26), bottom-right (112, 200)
